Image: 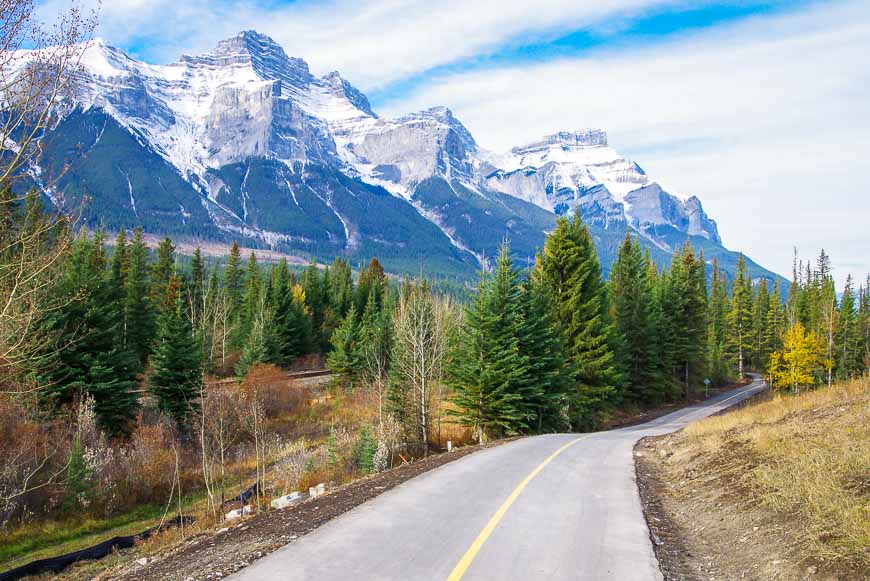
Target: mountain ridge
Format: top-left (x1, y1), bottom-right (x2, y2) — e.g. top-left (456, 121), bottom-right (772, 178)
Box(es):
top-left (16, 31), bottom-right (784, 286)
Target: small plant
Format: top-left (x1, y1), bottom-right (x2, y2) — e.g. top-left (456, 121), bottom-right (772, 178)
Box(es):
top-left (62, 434), bottom-right (94, 515)
top-left (352, 425), bottom-right (378, 474)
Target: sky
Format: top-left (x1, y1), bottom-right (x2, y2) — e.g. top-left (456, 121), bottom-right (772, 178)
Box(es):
top-left (38, 0), bottom-right (870, 287)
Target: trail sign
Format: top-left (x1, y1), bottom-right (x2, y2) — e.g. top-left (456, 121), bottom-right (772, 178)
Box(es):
top-left (704, 378), bottom-right (711, 397)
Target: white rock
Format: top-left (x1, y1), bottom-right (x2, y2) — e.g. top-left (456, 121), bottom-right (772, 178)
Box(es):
top-left (271, 491), bottom-right (304, 509)
top-left (225, 505), bottom-right (253, 520)
top-left (308, 483), bottom-right (326, 499)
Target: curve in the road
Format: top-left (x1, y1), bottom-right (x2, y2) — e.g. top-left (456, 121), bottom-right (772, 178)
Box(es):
top-left (231, 375), bottom-right (767, 581)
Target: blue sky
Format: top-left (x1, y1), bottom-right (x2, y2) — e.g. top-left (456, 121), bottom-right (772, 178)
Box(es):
top-left (37, 0), bottom-right (870, 285)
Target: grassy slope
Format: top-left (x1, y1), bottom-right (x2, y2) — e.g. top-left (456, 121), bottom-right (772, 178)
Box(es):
top-left (683, 378), bottom-right (869, 571)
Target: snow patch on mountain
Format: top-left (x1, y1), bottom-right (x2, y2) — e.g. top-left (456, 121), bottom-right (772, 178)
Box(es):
top-left (23, 31), bottom-right (723, 252)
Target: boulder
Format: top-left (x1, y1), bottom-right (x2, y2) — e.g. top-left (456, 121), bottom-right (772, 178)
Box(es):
top-left (271, 491), bottom-right (304, 509)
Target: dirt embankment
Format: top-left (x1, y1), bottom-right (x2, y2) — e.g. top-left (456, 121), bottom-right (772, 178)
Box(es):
top-left (635, 378), bottom-right (869, 581)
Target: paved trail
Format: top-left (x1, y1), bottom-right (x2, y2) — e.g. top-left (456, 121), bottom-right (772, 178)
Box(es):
top-left (232, 376), bottom-right (767, 580)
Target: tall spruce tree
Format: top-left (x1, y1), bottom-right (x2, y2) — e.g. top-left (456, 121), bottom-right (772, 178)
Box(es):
top-left (517, 270), bottom-right (571, 431)
top-left (327, 304), bottom-right (363, 385)
top-left (190, 247), bottom-right (205, 325)
top-left (151, 237), bottom-right (176, 311)
top-left (707, 258), bottom-right (730, 386)
top-left (751, 278), bottom-right (771, 369)
top-left (449, 243), bottom-right (528, 440)
top-left (37, 232), bottom-right (140, 435)
top-left (610, 234), bottom-right (657, 403)
top-left (534, 214), bottom-right (619, 428)
top-left (224, 241), bottom-right (244, 315)
top-left (125, 228), bottom-right (154, 368)
top-left (150, 275), bottom-right (203, 428)
top-left (727, 253), bottom-right (753, 378)
top-left (835, 276), bottom-right (862, 379)
top-left (239, 251), bottom-right (262, 344)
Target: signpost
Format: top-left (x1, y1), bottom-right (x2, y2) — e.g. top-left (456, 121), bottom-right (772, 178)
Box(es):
top-left (704, 377), bottom-right (711, 398)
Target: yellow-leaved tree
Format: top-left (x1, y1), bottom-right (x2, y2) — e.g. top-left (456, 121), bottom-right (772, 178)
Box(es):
top-left (768, 322), bottom-right (824, 392)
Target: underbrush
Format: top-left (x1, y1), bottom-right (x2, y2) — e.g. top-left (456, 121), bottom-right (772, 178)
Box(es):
top-left (685, 377), bottom-right (870, 569)
top-left (0, 364), bottom-right (476, 570)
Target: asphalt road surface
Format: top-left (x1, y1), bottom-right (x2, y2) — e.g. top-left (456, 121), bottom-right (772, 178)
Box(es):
top-left (232, 375), bottom-right (767, 581)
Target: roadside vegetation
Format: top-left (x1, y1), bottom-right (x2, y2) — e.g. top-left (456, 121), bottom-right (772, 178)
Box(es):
top-left (1, 0), bottom-right (868, 575)
top-left (640, 376), bottom-right (868, 579)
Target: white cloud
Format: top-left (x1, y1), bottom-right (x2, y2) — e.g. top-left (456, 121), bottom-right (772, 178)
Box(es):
top-left (38, 0), bottom-right (679, 88)
top-left (380, 0), bottom-right (870, 286)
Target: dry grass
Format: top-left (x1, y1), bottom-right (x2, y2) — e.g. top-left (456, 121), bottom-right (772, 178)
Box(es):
top-left (685, 376), bottom-right (870, 569)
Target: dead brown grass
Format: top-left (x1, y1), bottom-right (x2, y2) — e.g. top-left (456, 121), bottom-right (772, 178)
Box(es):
top-left (685, 376), bottom-right (870, 570)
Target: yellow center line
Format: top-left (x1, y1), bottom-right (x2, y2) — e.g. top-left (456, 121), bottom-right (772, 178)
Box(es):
top-left (446, 435), bottom-right (591, 581)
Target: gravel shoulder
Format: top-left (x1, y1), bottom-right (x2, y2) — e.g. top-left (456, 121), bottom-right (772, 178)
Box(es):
top-left (78, 443), bottom-right (502, 581)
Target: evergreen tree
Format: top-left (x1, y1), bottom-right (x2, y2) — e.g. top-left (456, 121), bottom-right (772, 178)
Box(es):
top-left (355, 258), bottom-right (386, 313)
top-left (835, 276), bottom-right (862, 379)
top-left (150, 275), bottom-right (203, 428)
top-left (534, 214), bottom-right (619, 428)
top-left (125, 228), bottom-right (155, 368)
top-left (329, 257), bottom-right (354, 320)
top-left (609, 234), bottom-right (657, 402)
top-left (707, 258), bottom-right (730, 386)
top-left (327, 304), bottom-right (362, 384)
top-left (751, 278), bottom-right (771, 369)
top-left (239, 251), bottom-right (262, 343)
top-left (224, 241), bottom-right (244, 315)
top-left (151, 237), bottom-right (176, 310)
top-left (727, 253), bottom-right (753, 378)
top-left (517, 271), bottom-right (570, 431)
top-left (860, 277), bottom-right (870, 372)
top-left (302, 261), bottom-right (327, 350)
top-left (190, 247), bottom-right (205, 325)
top-left (764, 280), bottom-right (786, 372)
top-left (660, 243), bottom-right (707, 397)
top-left (449, 243), bottom-right (528, 440)
top-left (109, 229), bottom-right (129, 290)
top-left (37, 233), bottom-right (140, 435)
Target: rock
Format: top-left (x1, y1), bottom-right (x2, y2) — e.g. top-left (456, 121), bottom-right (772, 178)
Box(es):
top-left (271, 491), bottom-right (304, 509)
top-left (225, 505), bottom-right (254, 520)
top-left (308, 482), bottom-right (326, 499)
top-left (806, 565), bottom-right (817, 576)
top-left (217, 527), bottom-right (229, 533)
top-left (136, 557), bottom-right (149, 566)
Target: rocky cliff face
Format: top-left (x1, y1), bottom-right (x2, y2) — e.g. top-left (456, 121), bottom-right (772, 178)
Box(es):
top-left (16, 31), bottom-right (778, 283)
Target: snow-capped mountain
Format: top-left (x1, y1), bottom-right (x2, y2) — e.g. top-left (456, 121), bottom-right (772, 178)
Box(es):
top-left (17, 31), bottom-right (779, 282)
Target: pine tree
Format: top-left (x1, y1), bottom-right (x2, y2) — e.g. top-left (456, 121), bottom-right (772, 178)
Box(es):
top-left (727, 253), bottom-right (753, 378)
top-left (302, 261), bottom-right (327, 350)
top-left (224, 241), bottom-right (244, 315)
top-left (151, 237), bottom-right (176, 311)
top-left (835, 276), bottom-right (862, 379)
top-left (449, 243), bottom-right (528, 440)
top-left (517, 271), bottom-right (570, 431)
top-left (355, 258), bottom-right (386, 314)
top-left (190, 247), bottom-right (205, 325)
top-left (707, 258), bottom-right (730, 386)
top-left (859, 277), bottom-right (870, 373)
top-left (110, 230), bottom-right (129, 290)
top-left (327, 304), bottom-right (362, 385)
top-left (150, 275), bottom-right (203, 428)
top-left (660, 243), bottom-right (707, 397)
top-left (534, 214), bottom-right (619, 428)
top-left (125, 228), bottom-right (155, 368)
top-left (764, 280), bottom-right (785, 371)
top-left (37, 233), bottom-right (140, 435)
top-left (751, 278), bottom-right (771, 369)
top-left (609, 234), bottom-right (656, 403)
top-left (238, 251), bottom-right (262, 344)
